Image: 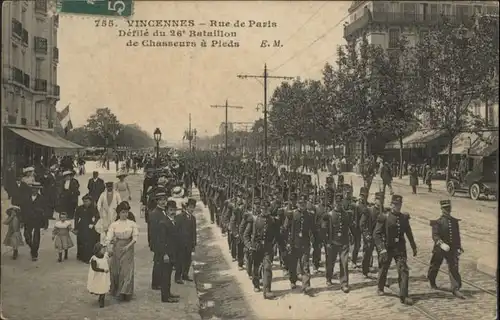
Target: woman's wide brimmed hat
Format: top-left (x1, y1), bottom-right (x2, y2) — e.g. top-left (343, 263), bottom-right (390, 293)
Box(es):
top-left (117, 171), bottom-right (128, 178)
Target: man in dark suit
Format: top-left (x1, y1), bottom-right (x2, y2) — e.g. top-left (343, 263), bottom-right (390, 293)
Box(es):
top-left (87, 171), bottom-right (105, 204)
top-left (149, 189), bottom-right (168, 289)
top-left (150, 197), bottom-right (180, 303)
top-left (42, 165), bottom-right (59, 222)
top-left (175, 198), bottom-right (197, 284)
top-left (58, 170), bottom-right (80, 219)
top-left (21, 182), bottom-right (49, 261)
top-left (10, 172), bottom-right (30, 208)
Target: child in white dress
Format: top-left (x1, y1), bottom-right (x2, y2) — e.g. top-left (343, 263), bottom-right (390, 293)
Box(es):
top-left (87, 243), bottom-right (111, 308)
top-left (52, 212), bottom-right (74, 262)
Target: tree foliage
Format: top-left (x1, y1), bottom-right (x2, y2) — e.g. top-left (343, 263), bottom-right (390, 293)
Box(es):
top-left (58, 108), bottom-right (155, 149)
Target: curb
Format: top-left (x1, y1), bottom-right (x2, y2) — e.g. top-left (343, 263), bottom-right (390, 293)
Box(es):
top-left (476, 255), bottom-right (498, 278)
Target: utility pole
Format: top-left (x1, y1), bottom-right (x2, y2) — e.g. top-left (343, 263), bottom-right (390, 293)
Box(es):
top-left (210, 100), bottom-right (243, 153)
top-left (237, 64), bottom-right (295, 160)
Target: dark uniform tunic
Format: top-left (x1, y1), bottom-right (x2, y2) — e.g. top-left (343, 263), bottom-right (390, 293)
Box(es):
top-left (322, 206), bottom-right (354, 285)
top-left (229, 202), bottom-right (245, 268)
top-left (374, 210), bottom-right (417, 298)
top-left (283, 206), bottom-right (316, 289)
top-left (427, 214), bottom-right (462, 291)
top-left (243, 212), bottom-right (279, 292)
top-left (240, 209), bottom-right (257, 278)
top-left (359, 204), bottom-right (382, 274)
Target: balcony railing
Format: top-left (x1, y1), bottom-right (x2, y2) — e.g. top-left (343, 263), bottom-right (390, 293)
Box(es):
top-left (12, 19), bottom-right (22, 38)
top-left (13, 67), bottom-right (23, 84)
top-left (22, 29), bottom-right (28, 46)
top-left (8, 115), bottom-right (17, 124)
top-left (344, 11), bottom-right (476, 38)
top-left (53, 47), bottom-right (59, 62)
top-left (35, 0), bottom-right (47, 14)
top-left (34, 36), bottom-right (48, 54)
top-left (23, 73), bottom-right (30, 88)
top-left (35, 78), bottom-right (48, 92)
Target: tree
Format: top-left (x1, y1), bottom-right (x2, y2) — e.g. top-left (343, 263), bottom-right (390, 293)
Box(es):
top-left (84, 107), bottom-right (122, 147)
top-left (115, 124), bottom-right (156, 149)
top-left (415, 14), bottom-right (499, 182)
top-left (373, 37), bottom-right (422, 178)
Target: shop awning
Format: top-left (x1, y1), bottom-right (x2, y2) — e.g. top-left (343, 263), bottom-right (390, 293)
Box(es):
top-left (438, 132), bottom-right (478, 155)
top-left (9, 128), bottom-right (83, 149)
top-left (438, 130), bottom-right (499, 156)
top-left (385, 129), bottom-right (446, 149)
top-left (469, 130), bottom-right (498, 156)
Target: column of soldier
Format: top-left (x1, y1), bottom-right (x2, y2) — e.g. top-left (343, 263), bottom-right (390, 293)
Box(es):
top-left (191, 152), bottom-right (465, 305)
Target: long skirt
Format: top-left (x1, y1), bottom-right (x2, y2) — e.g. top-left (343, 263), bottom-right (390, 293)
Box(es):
top-left (77, 228), bottom-right (99, 263)
top-left (109, 238), bottom-right (134, 297)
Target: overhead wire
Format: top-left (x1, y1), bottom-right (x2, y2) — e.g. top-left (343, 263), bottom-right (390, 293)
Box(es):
top-left (270, 11), bottom-right (351, 73)
top-left (264, 2), bottom-right (329, 64)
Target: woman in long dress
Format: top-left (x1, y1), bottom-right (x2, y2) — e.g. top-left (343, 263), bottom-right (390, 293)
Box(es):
top-left (115, 173), bottom-right (131, 201)
top-left (105, 201), bottom-right (138, 301)
top-left (74, 195), bottom-right (100, 263)
top-left (96, 182), bottom-right (122, 243)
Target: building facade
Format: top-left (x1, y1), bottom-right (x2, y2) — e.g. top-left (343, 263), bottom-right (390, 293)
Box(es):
top-left (1, 0), bottom-right (79, 172)
top-left (343, 1), bottom-right (499, 160)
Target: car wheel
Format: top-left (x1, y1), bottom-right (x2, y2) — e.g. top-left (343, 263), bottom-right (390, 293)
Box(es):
top-left (469, 183), bottom-right (481, 200)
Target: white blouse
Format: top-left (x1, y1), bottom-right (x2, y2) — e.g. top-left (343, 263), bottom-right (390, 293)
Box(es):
top-left (105, 219), bottom-right (139, 245)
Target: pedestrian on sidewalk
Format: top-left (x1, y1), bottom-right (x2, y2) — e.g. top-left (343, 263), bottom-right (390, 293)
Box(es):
top-left (409, 164), bottom-right (419, 194)
top-left (115, 172), bottom-right (132, 201)
top-left (87, 243), bottom-right (111, 308)
top-left (424, 165), bottom-right (433, 192)
top-left (105, 201), bottom-right (138, 301)
top-left (380, 162), bottom-right (394, 197)
top-left (52, 212), bottom-right (75, 262)
top-left (74, 195), bottom-right (100, 263)
top-left (3, 206), bottom-right (24, 260)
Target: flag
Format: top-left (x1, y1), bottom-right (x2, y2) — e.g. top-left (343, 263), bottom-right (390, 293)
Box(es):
top-left (57, 104), bottom-right (73, 134)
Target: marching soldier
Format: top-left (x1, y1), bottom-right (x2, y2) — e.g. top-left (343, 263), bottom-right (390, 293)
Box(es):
top-left (240, 198), bottom-right (261, 279)
top-left (283, 194), bottom-right (316, 294)
top-left (243, 199), bottom-right (279, 299)
top-left (311, 191), bottom-right (328, 273)
top-left (324, 175), bottom-right (336, 209)
top-left (374, 195), bottom-right (417, 305)
top-left (322, 193), bottom-right (352, 292)
top-left (427, 200), bottom-right (465, 299)
top-left (359, 191), bottom-right (384, 276)
top-left (229, 193), bottom-right (246, 270)
top-left (343, 184), bottom-right (362, 267)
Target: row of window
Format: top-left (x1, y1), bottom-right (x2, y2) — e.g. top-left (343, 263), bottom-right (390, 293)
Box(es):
top-left (5, 92), bottom-right (54, 127)
top-left (11, 44), bottom-right (57, 84)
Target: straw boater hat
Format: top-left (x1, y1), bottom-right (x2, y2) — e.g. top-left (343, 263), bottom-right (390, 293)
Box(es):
top-left (23, 166), bottom-right (35, 174)
top-left (62, 170), bottom-right (73, 176)
top-left (171, 186), bottom-right (184, 198)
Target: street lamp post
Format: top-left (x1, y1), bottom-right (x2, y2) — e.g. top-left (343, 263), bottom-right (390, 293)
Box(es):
top-left (153, 128), bottom-right (162, 168)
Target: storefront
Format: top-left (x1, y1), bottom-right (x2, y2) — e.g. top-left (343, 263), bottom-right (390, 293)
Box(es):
top-left (384, 129), bottom-right (449, 165)
top-left (3, 126), bottom-right (83, 171)
top-left (438, 130), bottom-right (499, 170)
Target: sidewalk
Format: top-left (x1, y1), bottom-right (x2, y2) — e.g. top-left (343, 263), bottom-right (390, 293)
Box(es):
top-left (1, 171), bottom-right (202, 320)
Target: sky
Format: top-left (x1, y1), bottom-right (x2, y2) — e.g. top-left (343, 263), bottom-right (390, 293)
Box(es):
top-left (57, 1), bottom-right (351, 144)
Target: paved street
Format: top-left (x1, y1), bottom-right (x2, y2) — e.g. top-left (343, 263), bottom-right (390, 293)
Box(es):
top-left (1, 163), bottom-right (200, 320)
top-left (192, 168), bottom-right (497, 320)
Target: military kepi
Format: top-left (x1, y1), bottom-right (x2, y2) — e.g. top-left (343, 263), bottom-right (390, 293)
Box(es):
top-left (391, 194), bottom-right (403, 204)
top-left (440, 200), bottom-right (451, 208)
top-left (374, 192), bottom-right (384, 200)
